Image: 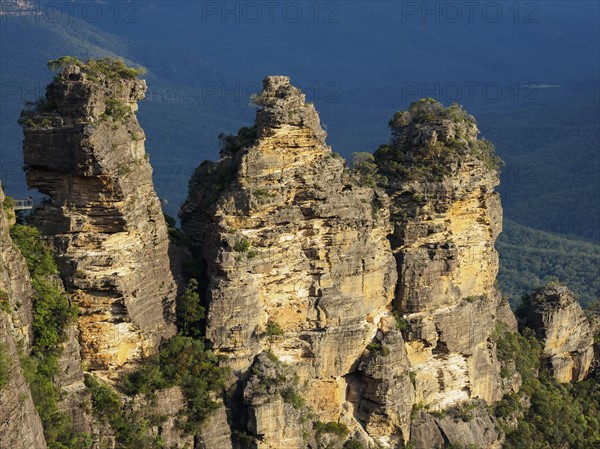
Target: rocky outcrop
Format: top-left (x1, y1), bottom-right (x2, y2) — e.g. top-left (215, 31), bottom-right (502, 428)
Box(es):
top-left (0, 185), bottom-right (47, 448)
top-left (351, 316), bottom-right (415, 447)
top-left (374, 100), bottom-right (510, 414)
top-left (181, 76), bottom-right (398, 447)
top-left (410, 401), bottom-right (503, 449)
top-left (0, 311), bottom-right (48, 449)
top-left (0, 185), bottom-right (36, 345)
top-left (523, 284), bottom-right (594, 382)
top-left (22, 62), bottom-right (176, 374)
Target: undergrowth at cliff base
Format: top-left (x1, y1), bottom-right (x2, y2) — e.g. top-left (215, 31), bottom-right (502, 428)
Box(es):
top-left (85, 375), bottom-right (164, 449)
top-left (119, 334), bottom-right (229, 435)
top-left (494, 321), bottom-right (600, 448)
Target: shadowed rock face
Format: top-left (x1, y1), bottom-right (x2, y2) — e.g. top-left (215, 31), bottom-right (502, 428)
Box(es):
top-left (0, 185), bottom-right (35, 346)
top-left (181, 76), bottom-right (400, 446)
top-left (22, 64), bottom-right (176, 374)
top-left (524, 284), bottom-right (594, 382)
top-left (0, 184), bottom-right (47, 449)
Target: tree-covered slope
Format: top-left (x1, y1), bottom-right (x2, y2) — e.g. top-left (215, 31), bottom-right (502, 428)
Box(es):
top-left (497, 220), bottom-right (600, 308)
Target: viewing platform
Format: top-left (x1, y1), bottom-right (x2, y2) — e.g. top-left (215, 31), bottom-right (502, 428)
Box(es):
top-left (13, 199), bottom-right (34, 211)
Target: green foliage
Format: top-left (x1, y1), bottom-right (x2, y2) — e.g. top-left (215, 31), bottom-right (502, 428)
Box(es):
top-left (85, 375), bottom-right (160, 449)
top-left (164, 213), bottom-right (191, 248)
top-left (233, 239), bottom-right (250, 252)
top-left (48, 56), bottom-right (146, 81)
top-left (10, 224), bottom-right (76, 354)
top-left (497, 219), bottom-right (600, 308)
top-left (367, 342), bottom-right (389, 356)
top-left (176, 279), bottom-right (205, 339)
top-left (0, 290), bottom-right (10, 313)
top-left (409, 371), bottom-right (417, 387)
top-left (0, 343), bottom-right (9, 388)
top-left (103, 98), bottom-right (131, 123)
top-left (262, 320), bottom-right (284, 337)
top-left (494, 323), bottom-right (600, 448)
top-left (374, 100), bottom-right (501, 183)
top-left (10, 224), bottom-right (86, 447)
top-left (2, 195), bottom-right (16, 224)
top-left (392, 310), bottom-right (408, 331)
top-left (314, 421), bottom-right (350, 446)
top-left (281, 386), bottom-right (305, 409)
top-left (20, 353), bottom-right (91, 449)
top-left (351, 152), bottom-right (387, 188)
top-left (119, 335), bottom-right (229, 434)
top-left (342, 439), bottom-right (364, 449)
top-left (218, 125), bottom-right (257, 155)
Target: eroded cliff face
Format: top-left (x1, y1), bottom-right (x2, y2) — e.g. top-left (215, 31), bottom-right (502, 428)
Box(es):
top-left (181, 76), bottom-right (401, 447)
top-left (374, 100), bottom-right (511, 415)
top-left (0, 186), bottom-right (35, 345)
top-left (523, 284), bottom-right (594, 383)
top-left (0, 184), bottom-right (47, 449)
top-left (21, 63), bottom-right (176, 374)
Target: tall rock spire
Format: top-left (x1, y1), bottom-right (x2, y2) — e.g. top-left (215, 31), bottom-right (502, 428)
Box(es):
top-left (181, 76), bottom-right (400, 446)
top-left (375, 99), bottom-right (511, 408)
top-left (21, 59), bottom-right (176, 373)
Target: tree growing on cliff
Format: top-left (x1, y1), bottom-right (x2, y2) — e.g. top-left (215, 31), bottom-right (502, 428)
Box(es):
top-left (47, 56), bottom-right (146, 81)
top-left (351, 152), bottom-right (388, 188)
top-left (176, 279), bottom-right (205, 339)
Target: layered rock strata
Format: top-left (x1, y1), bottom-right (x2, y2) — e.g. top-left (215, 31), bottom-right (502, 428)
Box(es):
top-left (0, 185), bottom-right (36, 345)
top-left (21, 63), bottom-right (176, 373)
top-left (374, 100), bottom-right (510, 412)
top-left (523, 284), bottom-right (594, 382)
top-left (181, 76), bottom-right (399, 446)
top-left (0, 184), bottom-right (47, 448)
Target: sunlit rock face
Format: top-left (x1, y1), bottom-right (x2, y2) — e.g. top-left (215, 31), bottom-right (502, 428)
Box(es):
top-left (181, 76), bottom-right (401, 447)
top-left (22, 63), bottom-right (176, 374)
top-left (375, 99), bottom-right (511, 413)
top-left (524, 284), bottom-right (594, 383)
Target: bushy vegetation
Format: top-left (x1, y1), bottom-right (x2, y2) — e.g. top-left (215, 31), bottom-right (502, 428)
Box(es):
top-left (218, 125), bottom-right (257, 155)
top-left (392, 310), bottom-right (408, 331)
top-left (10, 225), bottom-right (76, 353)
top-left (102, 98), bottom-right (131, 123)
top-left (374, 99), bottom-right (501, 183)
top-left (251, 351), bottom-right (305, 410)
top-left (85, 375), bottom-right (162, 449)
top-left (0, 343), bottom-right (10, 388)
top-left (164, 213), bottom-right (191, 248)
top-left (314, 421), bottom-right (350, 448)
top-left (351, 152), bottom-right (387, 188)
top-left (176, 279), bottom-right (205, 339)
top-left (10, 224), bottom-right (89, 448)
top-left (47, 56), bottom-right (146, 81)
top-left (119, 335), bottom-right (228, 434)
top-left (262, 320), bottom-right (284, 337)
top-left (342, 439), bottom-right (364, 449)
top-left (494, 320), bottom-right (600, 448)
top-left (2, 194), bottom-right (16, 224)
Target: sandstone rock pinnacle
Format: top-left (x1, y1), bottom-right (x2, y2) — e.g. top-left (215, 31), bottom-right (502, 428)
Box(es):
top-left (21, 59), bottom-right (177, 374)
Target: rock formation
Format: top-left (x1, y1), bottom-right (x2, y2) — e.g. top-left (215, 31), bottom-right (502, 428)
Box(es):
top-left (523, 284), bottom-right (594, 382)
top-left (374, 99), bottom-right (509, 411)
top-left (2, 65), bottom-right (595, 448)
top-left (0, 185), bottom-right (36, 345)
top-left (21, 61), bottom-right (177, 374)
top-left (181, 76), bottom-right (400, 446)
top-left (0, 184), bottom-right (47, 449)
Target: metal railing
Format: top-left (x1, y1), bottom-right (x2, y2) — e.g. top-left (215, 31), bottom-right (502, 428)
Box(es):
top-left (13, 199), bottom-right (34, 211)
